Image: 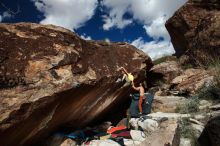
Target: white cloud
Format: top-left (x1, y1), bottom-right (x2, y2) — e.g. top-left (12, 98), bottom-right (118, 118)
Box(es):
top-left (32, 0), bottom-right (98, 30)
top-left (0, 11), bottom-right (14, 21)
top-left (80, 34), bottom-right (92, 40)
top-left (101, 0), bottom-right (187, 40)
top-left (143, 16), bottom-right (170, 41)
top-left (101, 0), bottom-right (133, 30)
top-left (102, 0), bottom-right (187, 59)
top-left (102, 15), bottom-right (132, 30)
top-left (104, 38), bottom-right (110, 43)
top-left (131, 37), bottom-right (175, 60)
top-left (2, 11), bottom-right (13, 19)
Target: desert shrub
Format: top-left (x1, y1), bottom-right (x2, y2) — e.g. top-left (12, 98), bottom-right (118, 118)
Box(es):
top-left (197, 59), bottom-right (220, 100)
top-left (153, 56), bottom-right (170, 65)
top-left (197, 85), bottom-right (220, 100)
top-left (208, 59), bottom-right (220, 82)
top-left (180, 118), bottom-right (200, 146)
top-left (175, 96), bottom-right (199, 114)
top-left (181, 63), bottom-right (194, 70)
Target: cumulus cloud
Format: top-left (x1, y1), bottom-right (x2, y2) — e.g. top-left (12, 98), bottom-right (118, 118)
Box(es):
top-left (101, 1), bottom-right (133, 30)
top-left (102, 15), bottom-right (132, 30)
top-left (32, 0), bottom-right (98, 30)
top-left (131, 37), bottom-right (175, 60)
top-left (104, 38), bottom-right (110, 43)
top-left (0, 11), bottom-right (14, 22)
top-left (2, 11), bottom-right (13, 19)
top-left (101, 0), bottom-right (187, 59)
top-left (143, 16), bottom-right (170, 41)
top-left (80, 34), bottom-right (92, 40)
top-left (101, 0), bottom-right (186, 39)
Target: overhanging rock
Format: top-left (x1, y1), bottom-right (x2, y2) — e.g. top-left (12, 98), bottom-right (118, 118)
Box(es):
top-left (0, 23), bottom-right (152, 145)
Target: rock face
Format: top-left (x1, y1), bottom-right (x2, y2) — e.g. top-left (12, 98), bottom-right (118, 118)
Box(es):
top-left (166, 0), bottom-right (220, 65)
top-left (171, 68), bottom-right (214, 94)
top-left (152, 96), bottom-right (187, 113)
top-left (139, 119), bottom-right (180, 146)
top-left (148, 59), bottom-right (214, 95)
top-left (198, 116), bottom-right (220, 146)
top-left (0, 23), bottom-right (152, 145)
top-left (149, 61), bottom-right (183, 84)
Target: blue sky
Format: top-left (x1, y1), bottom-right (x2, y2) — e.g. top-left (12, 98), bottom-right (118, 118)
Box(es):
top-left (0, 0), bottom-right (187, 60)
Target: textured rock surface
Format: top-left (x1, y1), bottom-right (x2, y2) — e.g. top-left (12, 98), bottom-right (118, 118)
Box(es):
top-left (166, 0), bottom-right (220, 65)
top-left (139, 119), bottom-right (180, 146)
top-left (152, 96), bottom-right (187, 113)
top-left (149, 61), bottom-right (183, 84)
top-left (198, 116), bottom-right (220, 146)
top-left (60, 139), bottom-right (76, 146)
top-left (180, 138), bottom-right (191, 146)
top-left (0, 23), bottom-right (152, 145)
top-left (171, 68), bottom-right (214, 94)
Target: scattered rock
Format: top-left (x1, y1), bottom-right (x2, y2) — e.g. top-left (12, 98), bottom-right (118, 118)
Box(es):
top-left (148, 112), bottom-right (191, 121)
top-left (209, 103), bottom-right (220, 111)
top-left (123, 138), bottom-right (142, 145)
top-left (180, 138), bottom-right (191, 146)
top-left (60, 139), bottom-right (76, 146)
top-left (139, 119), bottom-right (180, 146)
top-left (191, 123), bottom-right (204, 137)
top-left (189, 118), bottom-right (204, 126)
top-left (199, 100), bottom-right (212, 110)
top-left (130, 130), bottom-right (146, 142)
top-left (86, 139), bottom-right (121, 146)
top-left (138, 119), bottom-right (159, 132)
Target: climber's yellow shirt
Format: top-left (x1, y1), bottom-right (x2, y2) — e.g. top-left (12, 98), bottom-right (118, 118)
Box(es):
top-left (127, 73), bottom-right (134, 81)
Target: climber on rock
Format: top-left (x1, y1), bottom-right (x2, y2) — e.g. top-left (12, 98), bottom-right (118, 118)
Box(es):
top-left (119, 67), bottom-right (134, 83)
top-left (132, 82), bottom-right (148, 115)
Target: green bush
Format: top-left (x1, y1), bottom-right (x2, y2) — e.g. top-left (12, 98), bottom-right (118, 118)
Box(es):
top-left (197, 85), bottom-right (220, 100)
top-left (153, 56), bottom-right (168, 65)
top-left (196, 59), bottom-right (220, 100)
top-left (181, 63), bottom-right (194, 70)
top-left (180, 119), bottom-right (200, 146)
top-left (175, 96), bottom-right (199, 114)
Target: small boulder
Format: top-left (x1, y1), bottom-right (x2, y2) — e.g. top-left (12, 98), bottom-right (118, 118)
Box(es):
top-left (60, 139), bottom-right (76, 146)
top-left (130, 130), bottom-right (146, 142)
top-left (138, 119), bottom-right (159, 132)
top-left (180, 138), bottom-right (191, 146)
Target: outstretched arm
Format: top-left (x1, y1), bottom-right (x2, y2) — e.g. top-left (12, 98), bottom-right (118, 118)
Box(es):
top-left (132, 82), bottom-right (140, 91)
top-left (120, 67), bottom-right (129, 75)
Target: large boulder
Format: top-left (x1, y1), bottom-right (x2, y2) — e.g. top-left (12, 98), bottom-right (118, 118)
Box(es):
top-left (0, 23), bottom-right (152, 145)
top-left (166, 0), bottom-right (220, 65)
top-left (198, 116), bottom-right (220, 146)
